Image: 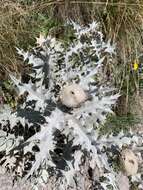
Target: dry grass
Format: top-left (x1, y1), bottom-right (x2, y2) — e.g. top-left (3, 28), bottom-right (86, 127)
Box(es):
top-left (0, 1), bottom-right (38, 79)
top-left (0, 0), bottom-right (64, 80)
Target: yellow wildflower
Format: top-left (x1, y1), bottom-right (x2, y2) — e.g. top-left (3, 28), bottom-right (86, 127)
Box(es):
top-left (133, 59), bottom-right (139, 71)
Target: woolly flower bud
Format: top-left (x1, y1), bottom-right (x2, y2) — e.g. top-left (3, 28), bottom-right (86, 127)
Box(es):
top-left (60, 84), bottom-right (91, 108)
top-left (120, 149), bottom-right (138, 176)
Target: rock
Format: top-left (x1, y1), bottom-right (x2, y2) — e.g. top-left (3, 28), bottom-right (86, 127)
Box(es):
top-left (117, 173), bottom-right (130, 190)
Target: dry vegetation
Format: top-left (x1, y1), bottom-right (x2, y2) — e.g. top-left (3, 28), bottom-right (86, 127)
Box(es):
top-left (0, 0), bottom-right (143, 115)
top-left (0, 1), bottom-right (35, 79)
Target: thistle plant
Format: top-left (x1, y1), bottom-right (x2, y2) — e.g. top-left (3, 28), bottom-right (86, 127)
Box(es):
top-left (0, 21), bottom-right (142, 190)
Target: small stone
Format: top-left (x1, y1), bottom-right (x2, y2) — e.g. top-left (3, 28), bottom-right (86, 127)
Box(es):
top-left (117, 173), bottom-right (129, 190)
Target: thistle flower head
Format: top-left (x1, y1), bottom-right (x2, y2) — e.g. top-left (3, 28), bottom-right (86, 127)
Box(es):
top-left (60, 84), bottom-right (90, 108)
